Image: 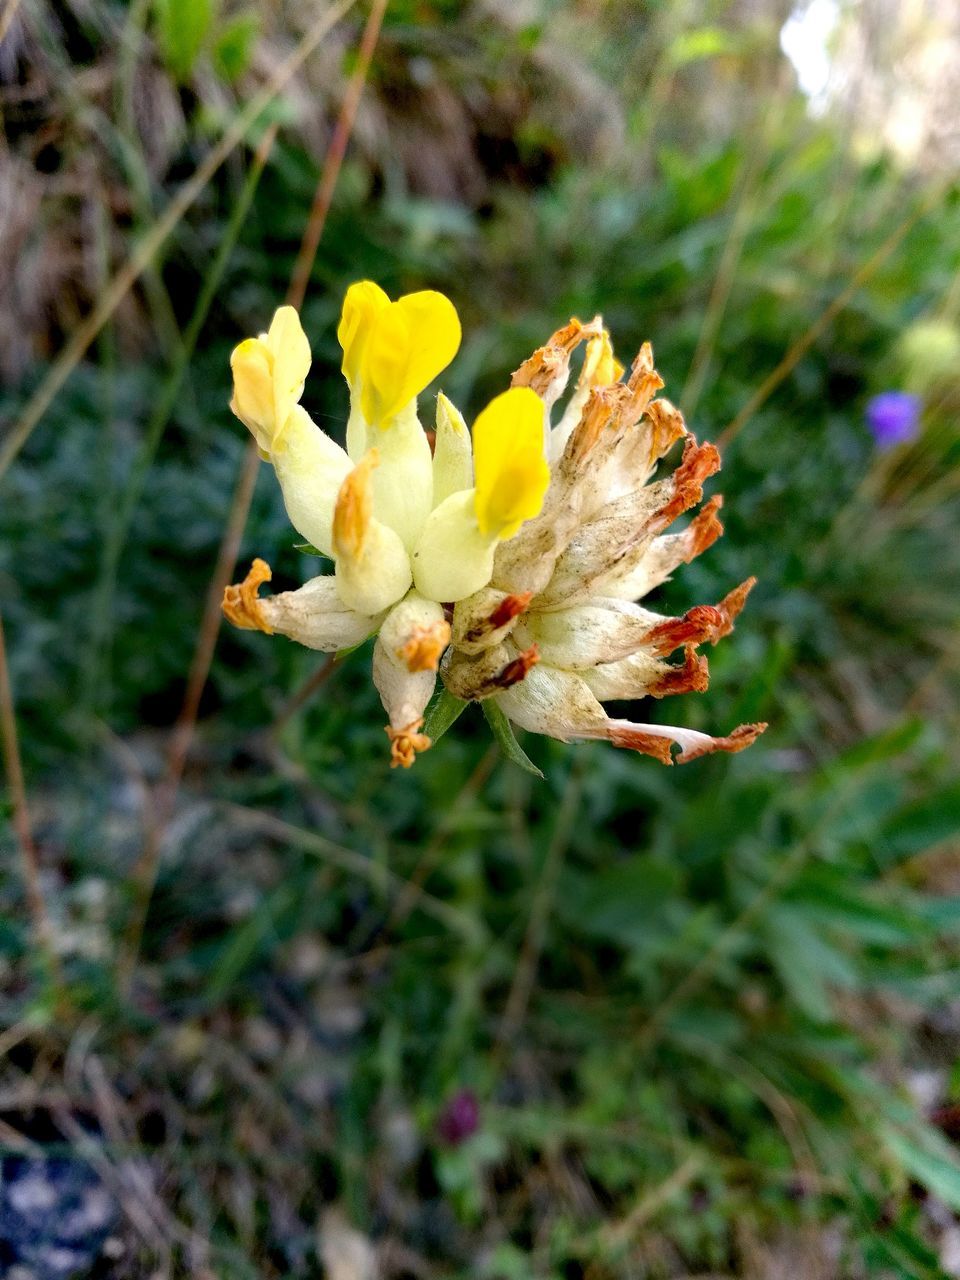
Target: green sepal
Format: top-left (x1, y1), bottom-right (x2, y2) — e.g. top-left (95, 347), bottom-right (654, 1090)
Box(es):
top-left (481, 700), bottom-right (544, 779)
top-left (422, 688), bottom-right (469, 743)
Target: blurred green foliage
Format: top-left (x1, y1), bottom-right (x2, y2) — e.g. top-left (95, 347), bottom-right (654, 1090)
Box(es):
top-left (2, 0), bottom-right (960, 1276)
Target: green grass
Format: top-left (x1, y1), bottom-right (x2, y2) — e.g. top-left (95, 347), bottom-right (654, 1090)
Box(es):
top-left (2, 2), bottom-right (960, 1276)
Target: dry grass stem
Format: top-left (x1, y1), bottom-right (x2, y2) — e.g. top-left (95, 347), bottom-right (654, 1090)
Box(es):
top-left (717, 178), bottom-right (950, 450)
top-left (0, 0), bottom-right (359, 483)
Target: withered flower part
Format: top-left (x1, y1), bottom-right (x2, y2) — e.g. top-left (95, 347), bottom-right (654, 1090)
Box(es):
top-left (223, 285), bottom-right (766, 768)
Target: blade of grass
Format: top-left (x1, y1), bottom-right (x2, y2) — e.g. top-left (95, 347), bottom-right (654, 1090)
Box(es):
top-left (81, 122), bottom-right (279, 722)
top-left (0, 0), bottom-right (359, 484)
top-left (0, 609), bottom-right (62, 997)
top-left (220, 803), bottom-right (485, 944)
top-left (497, 761), bottom-right (581, 1046)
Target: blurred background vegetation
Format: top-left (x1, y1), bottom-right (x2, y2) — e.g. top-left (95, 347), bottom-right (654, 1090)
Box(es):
top-left (2, 0), bottom-right (960, 1275)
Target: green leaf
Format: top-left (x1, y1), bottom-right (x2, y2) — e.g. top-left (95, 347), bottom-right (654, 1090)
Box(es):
top-left (764, 906), bottom-right (859, 1023)
top-left (422, 688), bottom-right (468, 743)
top-left (480, 700), bottom-right (544, 779)
top-left (881, 1126), bottom-right (960, 1211)
top-left (154, 0), bottom-right (215, 81)
top-left (880, 782), bottom-right (960, 861)
top-left (213, 12), bottom-right (260, 83)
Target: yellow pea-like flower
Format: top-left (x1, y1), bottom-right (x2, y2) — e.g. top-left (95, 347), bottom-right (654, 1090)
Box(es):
top-left (472, 387), bottom-right (551, 539)
top-left (337, 282), bottom-right (462, 427)
top-left (337, 280), bottom-right (390, 384)
top-left (230, 305), bottom-right (311, 452)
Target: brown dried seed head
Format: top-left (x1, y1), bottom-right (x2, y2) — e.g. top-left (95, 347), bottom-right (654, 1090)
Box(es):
top-left (644, 606), bottom-right (726, 657)
top-left (714, 578), bottom-right (757, 639)
top-left (488, 592), bottom-right (533, 631)
top-left (683, 495), bottom-right (725, 562)
top-left (511, 316), bottom-right (604, 396)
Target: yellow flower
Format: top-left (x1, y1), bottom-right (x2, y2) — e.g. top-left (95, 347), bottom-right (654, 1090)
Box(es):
top-left (230, 306), bottom-right (311, 453)
top-left (338, 281), bottom-right (461, 427)
top-left (223, 284), bottom-right (764, 769)
top-left (473, 387), bottom-right (550, 539)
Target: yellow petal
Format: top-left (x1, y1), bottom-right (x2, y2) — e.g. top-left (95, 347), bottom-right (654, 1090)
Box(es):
top-left (230, 338), bottom-right (274, 449)
top-left (338, 280), bottom-right (390, 383)
top-left (266, 306), bottom-right (311, 441)
top-left (360, 290), bottom-right (461, 426)
top-left (472, 386), bottom-right (550, 540)
top-left (230, 307), bottom-right (311, 453)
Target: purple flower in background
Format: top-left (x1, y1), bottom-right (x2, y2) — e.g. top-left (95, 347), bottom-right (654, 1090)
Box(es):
top-left (436, 1089), bottom-right (480, 1146)
top-left (866, 391), bottom-right (922, 450)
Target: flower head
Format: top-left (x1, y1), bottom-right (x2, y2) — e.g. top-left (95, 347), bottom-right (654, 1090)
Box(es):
top-left (224, 284), bottom-right (766, 769)
top-left (866, 391), bottom-right (922, 450)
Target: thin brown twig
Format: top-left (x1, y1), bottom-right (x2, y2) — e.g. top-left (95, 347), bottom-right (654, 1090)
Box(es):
top-left (0, 608), bottom-right (61, 991)
top-left (716, 179), bottom-right (949, 451)
top-left (119, 0), bottom-right (390, 988)
top-left (288, 0), bottom-right (389, 311)
top-left (0, 0), bottom-right (359, 484)
top-left (167, 0), bottom-right (390, 794)
top-left (263, 0), bottom-right (390, 721)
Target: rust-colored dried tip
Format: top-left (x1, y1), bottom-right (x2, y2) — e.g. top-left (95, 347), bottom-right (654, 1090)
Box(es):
top-left (386, 719), bottom-right (432, 769)
top-left (333, 449), bottom-right (379, 558)
top-left (650, 646), bottom-right (711, 698)
top-left (605, 725), bottom-right (674, 764)
top-left (488, 591), bottom-right (534, 630)
top-left (645, 605), bottom-right (725, 658)
top-left (715, 577), bottom-right (757, 638)
top-left (648, 436), bottom-right (722, 536)
top-left (568, 385), bottom-right (620, 463)
top-left (511, 316), bottom-right (603, 396)
top-left (683, 495), bottom-right (724, 562)
top-left (643, 397), bottom-right (686, 463)
top-left (222, 557), bottom-right (274, 633)
top-left (397, 620), bottom-right (452, 673)
top-left (494, 643), bottom-right (540, 690)
top-left (680, 722), bottom-right (768, 762)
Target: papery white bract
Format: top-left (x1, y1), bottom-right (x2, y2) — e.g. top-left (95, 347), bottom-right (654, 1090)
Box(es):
top-left (224, 284), bottom-right (766, 768)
